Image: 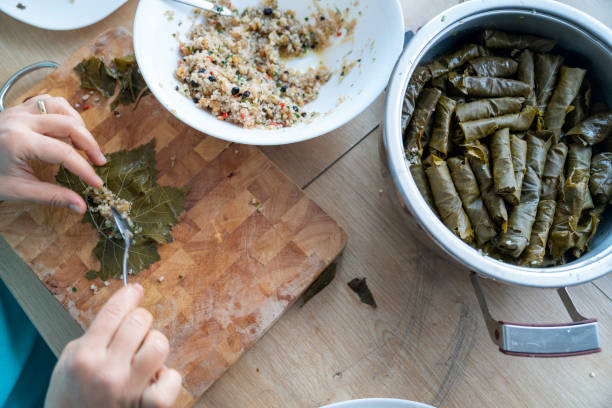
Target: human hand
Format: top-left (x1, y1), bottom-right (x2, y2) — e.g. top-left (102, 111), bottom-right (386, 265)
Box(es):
top-left (0, 95), bottom-right (106, 214)
top-left (45, 284), bottom-right (182, 408)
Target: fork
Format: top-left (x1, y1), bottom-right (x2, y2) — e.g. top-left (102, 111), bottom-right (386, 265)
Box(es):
top-left (111, 207), bottom-right (134, 287)
top-left (170, 0), bottom-right (234, 16)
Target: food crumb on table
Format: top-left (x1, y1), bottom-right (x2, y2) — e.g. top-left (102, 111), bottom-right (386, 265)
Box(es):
top-left (589, 372), bottom-right (595, 378)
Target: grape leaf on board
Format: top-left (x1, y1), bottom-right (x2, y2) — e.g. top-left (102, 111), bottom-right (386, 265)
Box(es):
top-left (110, 55), bottom-right (150, 110)
top-left (74, 55), bottom-right (150, 110)
top-left (74, 57), bottom-right (117, 98)
top-left (56, 140), bottom-right (188, 281)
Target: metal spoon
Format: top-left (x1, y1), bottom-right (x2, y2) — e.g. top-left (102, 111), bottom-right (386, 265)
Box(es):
top-left (111, 207), bottom-right (134, 287)
top-left (170, 0), bottom-right (233, 16)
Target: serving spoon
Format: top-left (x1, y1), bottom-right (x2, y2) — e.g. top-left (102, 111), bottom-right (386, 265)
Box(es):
top-left (170, 0), bottom-right (233, 16)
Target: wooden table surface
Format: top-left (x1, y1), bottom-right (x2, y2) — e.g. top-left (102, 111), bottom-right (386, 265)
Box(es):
top-left (1, 1), bottom-right (611, 407)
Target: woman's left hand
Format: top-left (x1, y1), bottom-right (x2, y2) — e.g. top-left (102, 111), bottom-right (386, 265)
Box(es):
top-left (0, 95), bottom-right (106, 214)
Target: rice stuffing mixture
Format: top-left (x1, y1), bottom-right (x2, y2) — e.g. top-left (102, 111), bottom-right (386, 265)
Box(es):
top-left (175, 0), bottom-right (353, 128)
top-left (85, 186), bottom-right (141, 239)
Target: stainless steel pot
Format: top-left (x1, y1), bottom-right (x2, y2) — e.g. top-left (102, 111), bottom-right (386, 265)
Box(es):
top-left (383, 0), bottom-right (612, 356)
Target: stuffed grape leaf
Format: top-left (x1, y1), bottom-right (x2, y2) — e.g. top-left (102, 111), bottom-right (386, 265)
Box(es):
top-left (56, 140), bottom-right (188, 281)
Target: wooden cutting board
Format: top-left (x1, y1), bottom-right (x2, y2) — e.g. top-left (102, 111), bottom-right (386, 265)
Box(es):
top-left (0, 27), bottom-right (346, 406)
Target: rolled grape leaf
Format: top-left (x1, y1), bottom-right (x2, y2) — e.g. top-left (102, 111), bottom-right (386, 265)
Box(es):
top-left (521, 199), bottom-right (557, 267)
top-left (405, 88), bottom-right (442, 163)
top-left (459, 106), bottom-right (538, 142)
top-left (490, 128), bottom-right (517, 197)
top-left (448, 157), bottom-right (497, 245)
top-left (572, 205), bottom-right (605, 258)
top-left (517, 50), bottom-right (536, 106)
top-left (429, 95), bottom-right (457, 157)
top-left (401, 66), bottom-right (432, 135)
top-left (430, 73), bottom-right (448, 92)
top-left (541, 143), bottom-right (569, 200)
top-left (565, 80), bottom-right (591, 130)
top-left (509, 135), bottom-right (528, 206)
top-left (74, 56), bottom-right (117, 98)
top-left (466, 143), bottom-right (508, 230)
top-left (584, 188), bottom-right (595, 211)
top-left (425, 156), bottom-right (474, 243)
top-left (56, 140), bottom-right (188, 281)
top-left (497, 132), bottom-right (552, 257)
top-left (410, 163), bottom-right (437, 214)
top-left (567, 143), bottom-right (594, 211)
top-left (428, 43), bottom-right (482, 78)
top-left (455, 97), bottom-right (524, 123)
top-left (449, 73), bottom-right (532, 98)
top-left (543, 66), bottom-right (587, 142)
top-left (567, 112), bottom-right (612, 147)
top-left (468, 56), bottom-right (519, 78)
top-left (549, 144), bottom-right (592, 259)
top-left (590, 152), bottom-right (612, 205)
top-left (534, 53), bottom-right (564, 115)
top-left (483, 30), bottom-right (557, 52)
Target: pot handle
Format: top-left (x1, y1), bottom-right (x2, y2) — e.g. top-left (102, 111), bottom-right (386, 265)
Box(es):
top-left (0, 61), bottom-right (59, 112)
top-left (470, 272), bottom-right (601, 357)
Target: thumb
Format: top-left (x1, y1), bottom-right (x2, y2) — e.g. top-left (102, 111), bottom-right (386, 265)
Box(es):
top-left (141, 367), bottom-right (182, 408)
top-left (7, 177), bottom-right (86, 214)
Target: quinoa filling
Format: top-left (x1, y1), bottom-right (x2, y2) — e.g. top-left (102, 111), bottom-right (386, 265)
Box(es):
top-left (85, 186), bottom-right (141, 239)
top-left (175, 0), bottom-right (353, 128)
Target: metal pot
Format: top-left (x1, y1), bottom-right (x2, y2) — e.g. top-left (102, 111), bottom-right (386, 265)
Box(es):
top-left (383, 0), bottom-right (611, 356)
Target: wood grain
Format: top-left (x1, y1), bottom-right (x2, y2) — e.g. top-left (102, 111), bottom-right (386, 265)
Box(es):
top-left (0, 28), bottom-right (346, 405)
top-left (0, 1), bottom-right (611, 408)
top-left (196, 128), bottom-right (612, 408)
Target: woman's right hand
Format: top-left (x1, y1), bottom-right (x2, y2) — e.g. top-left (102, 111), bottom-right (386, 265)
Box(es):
top-left (44, 284), bottom-right (182, 408)
top-left (0, 95), bottom-right (106, 214)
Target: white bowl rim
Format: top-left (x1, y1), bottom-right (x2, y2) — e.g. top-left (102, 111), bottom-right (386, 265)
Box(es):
top-left (134, 0), bottom-right (405, 146)
top-left (320, 398), bottom-right (435, 408)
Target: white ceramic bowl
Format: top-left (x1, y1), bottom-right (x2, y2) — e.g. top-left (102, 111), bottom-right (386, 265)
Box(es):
top-left (0, 0), bottom-right (127, 31)
top-left (321, 398), bottom-right (435, 408)
top-left (134, 0), bottom-right (404, 145)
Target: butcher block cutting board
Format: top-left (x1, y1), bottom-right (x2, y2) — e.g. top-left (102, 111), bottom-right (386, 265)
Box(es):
top-left (0, 27), bottom-right (346, 406)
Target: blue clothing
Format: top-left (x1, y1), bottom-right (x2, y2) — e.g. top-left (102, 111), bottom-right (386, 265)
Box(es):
top-left (0, 278), bottom-right (56, 408)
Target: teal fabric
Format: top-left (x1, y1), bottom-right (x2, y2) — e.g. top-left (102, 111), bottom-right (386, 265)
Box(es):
top-left (0, 278), bottom-right (56, 408)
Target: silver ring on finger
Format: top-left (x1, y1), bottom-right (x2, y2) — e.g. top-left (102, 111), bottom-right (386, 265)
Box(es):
top-left (37, 99), bottom-right (47, 114)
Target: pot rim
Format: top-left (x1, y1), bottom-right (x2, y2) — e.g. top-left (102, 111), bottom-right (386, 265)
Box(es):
top-left (383, 0), bottom-right (612, 288)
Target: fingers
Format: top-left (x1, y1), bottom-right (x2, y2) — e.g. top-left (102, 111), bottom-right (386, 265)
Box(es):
top-left (22, 95), bottom-right (85, 126)
top-left (29, 113), bottom-right (106, 166)
top-left (131, 330), bottom-right (170, 389)
top-left (141, 367), bottom-right (182, 408)
top-left (85, 284), bottom-right (144, 347)
top-left (108, 307), bottom-right (153, 360)
top-left (1, 176), bottom-right (88, 214)
top-left (25, 132), bottom-right (103, 188)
